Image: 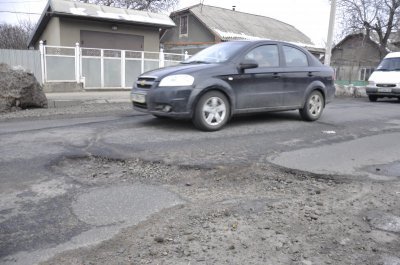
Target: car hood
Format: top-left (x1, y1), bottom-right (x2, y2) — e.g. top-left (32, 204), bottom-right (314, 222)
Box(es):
top-left (369, 71), bottom-right (400, 84)
top-left (141, 63), bottom-right (222, 80)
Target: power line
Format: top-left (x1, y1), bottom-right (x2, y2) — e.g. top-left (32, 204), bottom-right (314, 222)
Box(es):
top-left (0, 0), bottom-right (44, 3)
top-left (0, 10), bottom-right (41, 15)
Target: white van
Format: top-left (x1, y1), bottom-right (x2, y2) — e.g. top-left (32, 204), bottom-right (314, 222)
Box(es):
top-left (366, 52), bottom-right (400, 102)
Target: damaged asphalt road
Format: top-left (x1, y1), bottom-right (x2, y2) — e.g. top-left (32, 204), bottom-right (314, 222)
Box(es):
top-left (1, 98), bottom-right (400, 265)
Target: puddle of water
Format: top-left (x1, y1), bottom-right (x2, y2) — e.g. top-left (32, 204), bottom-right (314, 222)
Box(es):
top-left (363, 161), bottom-right (400, 178)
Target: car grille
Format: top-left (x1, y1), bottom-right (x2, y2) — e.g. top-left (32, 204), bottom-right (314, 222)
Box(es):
top-left (136, 76), bottom-right (156, 89)
top-left (377, 84), bottom-right (396, 88)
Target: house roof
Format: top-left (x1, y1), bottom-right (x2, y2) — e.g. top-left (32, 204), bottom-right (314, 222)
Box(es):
top-left (333, 32), bottom-right (400, 53)
top-left (28, 0), bottom-right (175, 47)
top-left (171, 4), bottom-right (316, 48)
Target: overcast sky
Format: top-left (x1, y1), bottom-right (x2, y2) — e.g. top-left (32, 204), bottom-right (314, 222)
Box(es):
top-left (0, 0), bottom-right (333, 47)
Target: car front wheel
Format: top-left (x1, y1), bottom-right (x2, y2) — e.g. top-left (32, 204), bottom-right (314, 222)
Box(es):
top-left (368, 95), bottom-right (378, 102)
top-left (299, 90), bottom-right (324, 121)
top-left (193, 91), bottom-right (230, 131)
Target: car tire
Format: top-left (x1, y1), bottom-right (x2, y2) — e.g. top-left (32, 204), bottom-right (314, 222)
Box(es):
top-left (299, 90), bottom-right (324, 121)
top-left (193, 91), bottom-right (230, 131)
top-left (368, 95), bottom-right (378, 102)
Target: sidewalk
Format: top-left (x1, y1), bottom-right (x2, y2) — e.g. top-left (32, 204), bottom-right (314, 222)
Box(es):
top-left (46, 91), bottom-right (131, 108)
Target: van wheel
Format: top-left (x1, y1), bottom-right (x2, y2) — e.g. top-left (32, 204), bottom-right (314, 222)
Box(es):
top-left (368, 95), bottom-right (378, 102)
top-left (299, 90), bottom-right (324, 121)
top-left (193, 91), bottom-right (230, 131)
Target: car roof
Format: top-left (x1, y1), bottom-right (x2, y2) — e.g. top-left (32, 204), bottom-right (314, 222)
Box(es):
top-left (385, 52), bottom-right (400, 59)
top-left (228, 39), bottom-right (307, 48)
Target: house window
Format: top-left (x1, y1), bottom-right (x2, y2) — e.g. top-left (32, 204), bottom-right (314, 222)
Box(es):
top-left (359, 68), bottom-right (374, 81)
top-left (180, 15), bottom-right (188, 36)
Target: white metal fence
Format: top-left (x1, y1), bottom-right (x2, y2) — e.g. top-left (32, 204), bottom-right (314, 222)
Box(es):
top-left (40, 41), bottom-right (189, 89)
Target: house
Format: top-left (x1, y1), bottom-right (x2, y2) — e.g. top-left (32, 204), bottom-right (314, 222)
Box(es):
top-left (331, 32), bottom-right (400, 85)
top-left (28, 0), bottom-right (175, 51)
top-left (161, 4), bottom-right (324, 57)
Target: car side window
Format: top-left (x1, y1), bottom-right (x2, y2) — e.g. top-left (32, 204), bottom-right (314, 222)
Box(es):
top-left (244, 45), bottom-right (279, 67)
top-left (283, 45), bottom-right (308, 67)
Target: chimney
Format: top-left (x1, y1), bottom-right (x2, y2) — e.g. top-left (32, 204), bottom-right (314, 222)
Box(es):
top-left (232, 5), bottom-right (236, 11)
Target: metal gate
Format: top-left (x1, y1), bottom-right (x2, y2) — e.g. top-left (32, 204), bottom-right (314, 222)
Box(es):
top-left (40, 41), bottom-right (188, 89)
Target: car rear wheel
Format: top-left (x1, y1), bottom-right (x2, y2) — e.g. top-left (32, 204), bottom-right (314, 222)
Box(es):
top-left (299, 90), bottom-right (324, 121)
top-left (368, 95), bottom-right (378, 102)
top-left (193, 91), bottom-right (230, 131)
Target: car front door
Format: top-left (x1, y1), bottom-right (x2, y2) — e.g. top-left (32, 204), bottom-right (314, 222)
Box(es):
top-left (230, 44), bottom-right (284, 110)
top-left (280, 45), bottom-right (312, 107)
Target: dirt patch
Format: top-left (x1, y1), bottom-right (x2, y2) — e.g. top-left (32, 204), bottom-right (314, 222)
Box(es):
top-left (41, 157), bottom-right (400, 265)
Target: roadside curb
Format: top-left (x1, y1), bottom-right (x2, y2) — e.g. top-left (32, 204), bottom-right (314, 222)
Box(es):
top-left (335, 85), bottom-right (367, 98)
top-left (46, 91), bottom-right (131, 108)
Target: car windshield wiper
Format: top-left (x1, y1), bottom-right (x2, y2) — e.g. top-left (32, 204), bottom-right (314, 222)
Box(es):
top-left (181, 60), bottom-right (211, 64)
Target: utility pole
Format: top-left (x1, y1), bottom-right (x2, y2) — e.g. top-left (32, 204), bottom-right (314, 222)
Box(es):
top-left (324, 0), bottom-right (336, 66)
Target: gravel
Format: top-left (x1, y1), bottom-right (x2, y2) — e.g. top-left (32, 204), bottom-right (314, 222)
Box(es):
top-left (41, 155), bottom-right (400, 265)
top-left (0, 102), bottom-right (133, 121)
top-left (2, 102), bottom-right (400, 265)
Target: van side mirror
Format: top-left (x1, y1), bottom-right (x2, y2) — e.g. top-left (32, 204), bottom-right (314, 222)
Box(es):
top-left (239, 59), bottom-right (258, 70)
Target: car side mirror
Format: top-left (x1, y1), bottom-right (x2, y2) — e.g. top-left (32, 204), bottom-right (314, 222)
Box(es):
top-left (239, 59), bottom-right (258, 72)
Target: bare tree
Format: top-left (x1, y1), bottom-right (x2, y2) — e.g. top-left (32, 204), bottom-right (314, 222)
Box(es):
top-left (0, 20), bottom-right (34, 49)
top-left (337, 0), bottom-right (400, 58)
top-left (78, 0), bottom-right (179, 13)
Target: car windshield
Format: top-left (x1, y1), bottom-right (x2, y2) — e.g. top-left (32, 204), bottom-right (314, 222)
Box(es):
top-left (376, 57), bottom-right (400, 71)
top-left (182, 42), bottom-right (248, 64)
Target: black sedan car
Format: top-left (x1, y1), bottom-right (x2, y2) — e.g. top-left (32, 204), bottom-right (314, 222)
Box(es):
top-left (131, 40), bottom-right (335, 131)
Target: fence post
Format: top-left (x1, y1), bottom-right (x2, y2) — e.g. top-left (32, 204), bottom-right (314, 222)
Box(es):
top-left (75, 42), bottom-right (80, 83)
top-left (121, 50), bottom-right (126, 88)
top-left (184, 51), bottom-right (189, 60)
top-left (100, 49), bottom-right (104, 88)
top-left (39, 40), bottom-right (45, 84)
top-left (159, 48), bottom-right (165, 68)
top-left (141, 51), bottom-right (144, 74)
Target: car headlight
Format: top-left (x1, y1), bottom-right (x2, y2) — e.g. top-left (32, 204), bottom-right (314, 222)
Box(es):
top-left (159, 74), bottom-right (194, 87)
top-left (368, 80), bottom-right (375, 86)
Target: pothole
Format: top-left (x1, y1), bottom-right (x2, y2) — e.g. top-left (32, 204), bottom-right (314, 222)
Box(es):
top-left (365, 210), bottom-right (400, 233)
top-left (72, 184), bottom-right (184, 226)
top-left (50, 155), bottom-right (204, 186)
top-left (381, 255), bottom-right (400, 265)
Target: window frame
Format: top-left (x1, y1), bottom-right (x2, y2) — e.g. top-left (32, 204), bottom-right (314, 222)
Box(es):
top-left (179, 15), bottom-right (189, 37)
top-left (282, 45), bottom-right (309, 67)
top-left (243, 44), bottom-right (280, 68)
top-left (359, 67), bottom-right (374, 81)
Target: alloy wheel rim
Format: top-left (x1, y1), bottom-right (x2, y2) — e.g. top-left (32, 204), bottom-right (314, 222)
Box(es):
top-left (308, 94), bottom-right (322, 117)
top-left (202, 97), bottom-right (226, 126)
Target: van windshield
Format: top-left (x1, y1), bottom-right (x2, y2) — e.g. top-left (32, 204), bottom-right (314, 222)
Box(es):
top-left (376, 57), bottom-right (400, 71)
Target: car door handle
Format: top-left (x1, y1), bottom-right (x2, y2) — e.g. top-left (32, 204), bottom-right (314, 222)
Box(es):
top-left (308, 72), bottom-right (314, 77)
top-left (273, 73), bottom-right (280, 79)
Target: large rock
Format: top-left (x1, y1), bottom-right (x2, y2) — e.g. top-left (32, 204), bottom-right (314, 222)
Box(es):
top-left (0, 63), bottom-right (47, 112)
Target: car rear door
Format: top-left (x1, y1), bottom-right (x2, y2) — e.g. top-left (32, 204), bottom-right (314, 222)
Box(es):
top-left (230, 44), bottom-right (284, 110)
top-left (280, 45), bottom-right (313, 107)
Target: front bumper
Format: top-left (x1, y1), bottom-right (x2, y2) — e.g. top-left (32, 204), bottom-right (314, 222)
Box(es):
top-left (131, 86), bottom-right (193, 118)
top-left (366, 85), bottom-right (400, 97)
